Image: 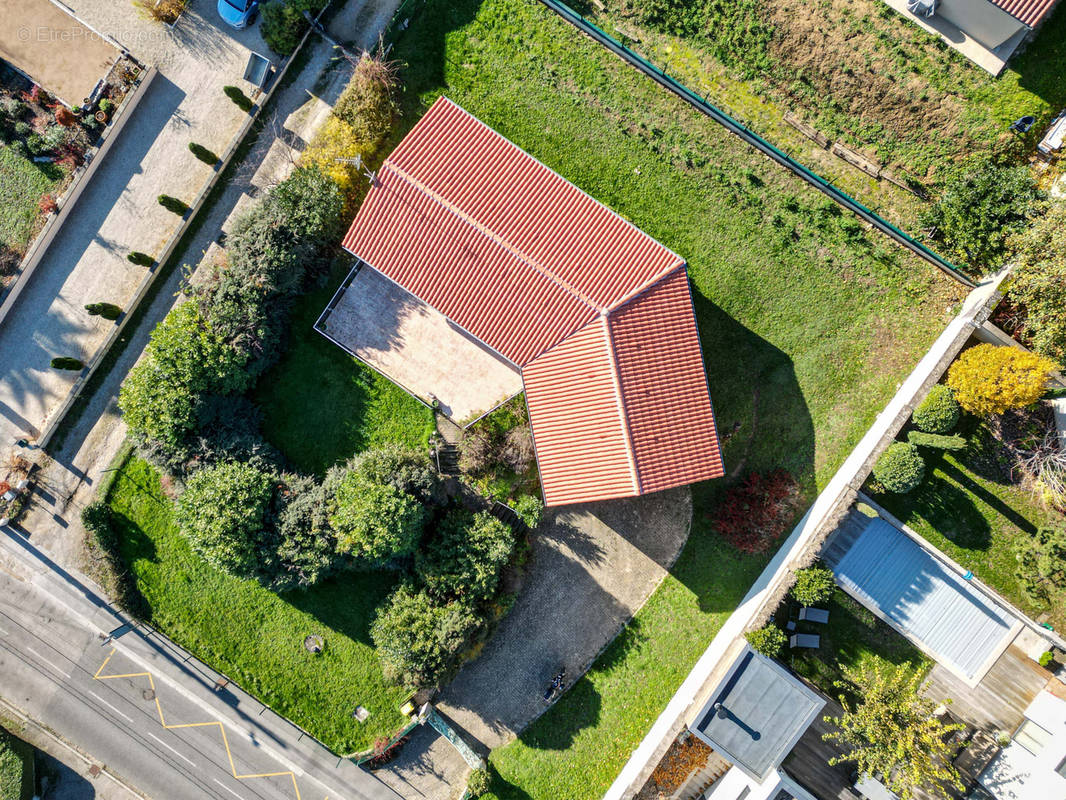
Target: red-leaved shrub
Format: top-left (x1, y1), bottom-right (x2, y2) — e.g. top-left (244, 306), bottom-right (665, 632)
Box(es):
top-left (38, 194), bottom-right (58, 215)
top-left (55, 107), bottom-right (76, 127)
top-left (712, 469), bottom-right (802, 554)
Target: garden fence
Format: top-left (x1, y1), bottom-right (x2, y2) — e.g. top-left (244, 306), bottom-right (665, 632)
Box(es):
top-left (537, 0), bottom-right (977, 289)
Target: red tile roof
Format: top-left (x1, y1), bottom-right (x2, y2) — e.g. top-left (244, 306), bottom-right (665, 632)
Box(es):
top-left (989, 0), bottom-right (1057, 26)
top-left (341, 97), bottom-right (724, 505)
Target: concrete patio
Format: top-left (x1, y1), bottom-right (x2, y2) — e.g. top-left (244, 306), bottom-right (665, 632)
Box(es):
top-left (316, 264), bottom-right (524, 423)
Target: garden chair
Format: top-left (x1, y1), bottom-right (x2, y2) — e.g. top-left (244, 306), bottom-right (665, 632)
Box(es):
top-left (798, 607), bottom-right (830, 624)
top-left (789, 633), bottom-right (820, 649)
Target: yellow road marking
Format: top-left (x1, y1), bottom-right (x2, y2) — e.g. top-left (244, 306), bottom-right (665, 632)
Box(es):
top-left (93, 648), bottom-right (318, 800)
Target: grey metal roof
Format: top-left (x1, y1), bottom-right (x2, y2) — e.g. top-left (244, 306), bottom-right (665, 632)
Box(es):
top-left (692, 646), bottom-right (824, 779)
top-left (830, 516), bottom-right (1017, 680)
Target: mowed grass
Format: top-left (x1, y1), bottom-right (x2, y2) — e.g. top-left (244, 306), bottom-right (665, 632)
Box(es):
top-left (254, 260), bottom-right (435, 475)
top-left (0, 145), bottom-right (64, 255)
top-left (789, 589), bottom-right (931, 698)
top-left (391, 1), bottom-right (961, 797)
top-left (107, 456), bottom-right (410, 753)
top-left (873, 417), bottom-right (1065, 631)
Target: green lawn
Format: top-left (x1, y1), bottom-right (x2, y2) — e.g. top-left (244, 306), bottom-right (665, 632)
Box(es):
top-left (789, 589), bottom-right (931, 699)
top-left (0, 726), bottom-right (32, 800)
top-left (389, 0), bottom-right (960, 797)
top-left (873, 415), bottom-right (1065, 632)
top-left (106, 456), bottom-right (410, 753)
top-left (253, 260), bottom-right (435, 475)
top-left (0, 145), bottom-right (65, 260)
top-left (585, 0), bottom-right (1066, 220)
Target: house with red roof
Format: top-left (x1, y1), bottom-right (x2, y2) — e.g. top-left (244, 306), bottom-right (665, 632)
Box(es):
top-left (318, 97), bottom-right (723, 507)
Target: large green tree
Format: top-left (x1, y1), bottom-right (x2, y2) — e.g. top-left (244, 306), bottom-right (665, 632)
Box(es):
top-left (174, 461), bottom-right (276, 579)
top-left (328, 471), bottom-right (425, 566)
top-left (415, 509), bottom-right (514, 602)
top-left (824, 663), bottom-right (964, 799)
top-left (921, 156), bottom-right (1040, 271)
top-left (1007, 203), bottom-right (1066, 366)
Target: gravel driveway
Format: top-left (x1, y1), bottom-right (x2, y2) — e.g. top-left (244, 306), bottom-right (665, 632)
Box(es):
top-left (378, 487), bottom-right (692, 799)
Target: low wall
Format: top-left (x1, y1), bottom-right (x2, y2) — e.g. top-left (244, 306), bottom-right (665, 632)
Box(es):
top-left (605, 269), bottom-right (1010, 800)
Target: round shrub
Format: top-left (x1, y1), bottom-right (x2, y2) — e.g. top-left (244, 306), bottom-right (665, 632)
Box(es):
top-left (874, 442), bottom-right (926, 494)
top-left (370, 582), bottom-right (481, 688)
top-left (188, 142), bottom-right (219, 164)
top-left (512, 494), bottom-right (544, 530)
top-left (467, 768), bottom-right (491, 797)
top-left (415, 510), bottom-right (514, 602)
top-left (85, 302), bottom-right (123, 320)
top-left (260, 0), bottom-right (305, 56)
top-left (174, 461), bottom-right (275, 578)
top-left (947, 344), bottom-right (1055, 417)
top-left (158, 194), bottom-right (189, 215)
top-left (223, 85), bottom-right (254, 112)
top-left (791, 564), bottom-right (835, 606)
top-left (745, 625), bottom-right (787, 659)
top-left (127, 251), bottom-right (155, 267)
top-left (348, 445), bottom-right (443, 506)
top-left (50, 356), bottom-right (83, 370)
top-left (328, 470), bottom-right (425, 566)
top-left (911, 384), bottom-right (960, 434)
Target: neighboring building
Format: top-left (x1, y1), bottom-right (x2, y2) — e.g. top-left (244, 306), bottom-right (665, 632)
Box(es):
top-left (978, 688), bottom-right (1066, 799)
top-left (883, 0), bottom-right (1060, 74)
top-left (330, 96), bottom-right (724, 507)
top-left (688, 643), bottom-right (824, 799)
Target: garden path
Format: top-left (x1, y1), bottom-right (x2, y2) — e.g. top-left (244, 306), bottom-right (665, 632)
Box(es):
top-left (377, 487), bottom-right (693, 799)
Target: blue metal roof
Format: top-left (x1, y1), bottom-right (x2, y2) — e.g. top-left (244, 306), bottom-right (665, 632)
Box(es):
top-left (692, 646), bottom-right (824, 779)
top-left (831, 516), bottom-right (1016, 680)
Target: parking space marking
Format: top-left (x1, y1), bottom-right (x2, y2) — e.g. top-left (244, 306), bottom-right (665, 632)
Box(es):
top-left (87, 690), bottom-right (135, 723)
top-left (94, 648), bottom-right (310, 800)
top-left (147, 731), bottom-right (197, 767)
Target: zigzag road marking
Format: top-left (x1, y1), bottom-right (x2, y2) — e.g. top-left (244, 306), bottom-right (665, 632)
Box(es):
top-left (94, 648), bottom-right (329, 800)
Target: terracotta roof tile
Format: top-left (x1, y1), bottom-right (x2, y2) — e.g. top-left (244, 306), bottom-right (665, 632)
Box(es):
top-left (339, 97), bottom-right (724, 505)
top-left (988, 0), bottom-right (1057, 26)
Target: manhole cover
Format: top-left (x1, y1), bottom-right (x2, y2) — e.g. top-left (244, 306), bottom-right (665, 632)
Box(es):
top-left (142, 688), bottom-right (156, 701)
top-left (353, 705), bottom-right (370, 723)
top-left (304, 634), bottom-right (324, 654)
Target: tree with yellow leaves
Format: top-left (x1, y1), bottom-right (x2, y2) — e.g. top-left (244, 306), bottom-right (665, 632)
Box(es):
top-left (946, 343), bottom-right (1054, 416)
top-left (824, 663), bottom-right (964, 800)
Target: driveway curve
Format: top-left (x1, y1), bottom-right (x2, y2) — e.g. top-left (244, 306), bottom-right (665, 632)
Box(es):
top-left (378, 486), bottom-right (692, 798)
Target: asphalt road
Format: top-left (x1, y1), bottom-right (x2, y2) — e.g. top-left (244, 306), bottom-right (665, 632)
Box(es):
top-left (0, 559), bottom-right (376, 800)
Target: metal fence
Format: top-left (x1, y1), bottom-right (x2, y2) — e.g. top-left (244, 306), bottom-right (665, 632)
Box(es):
top-left (537, 0), bottom-right (977, 289)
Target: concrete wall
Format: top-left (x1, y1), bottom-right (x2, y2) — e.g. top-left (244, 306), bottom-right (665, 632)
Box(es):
top-left (937, 0), bottom-right (1027, 48)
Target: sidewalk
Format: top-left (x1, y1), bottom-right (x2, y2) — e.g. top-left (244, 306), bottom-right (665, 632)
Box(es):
top-left (0, 0), bottom-right (274, 450)
top-left (0, 526), bottom-right (402, 800)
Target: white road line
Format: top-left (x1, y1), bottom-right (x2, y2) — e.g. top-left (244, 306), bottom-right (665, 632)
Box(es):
top-left (147, 731), bottom-right (197, 767)
top-left (25, 646), bottom-right (71, 679)
top-left (87, 690), bottom-right (135, 723)
top-left (212, 778), bottom-right (246, 800)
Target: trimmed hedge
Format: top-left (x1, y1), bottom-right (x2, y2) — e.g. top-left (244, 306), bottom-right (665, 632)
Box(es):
top-left (85, 302), bottom-right (123, 320)
top-left (907, 431), bottom-right (967, 451)
top-left (874, 441), bottom-right (926, 494)
top-left (911, 384), bottom-right (960, 434)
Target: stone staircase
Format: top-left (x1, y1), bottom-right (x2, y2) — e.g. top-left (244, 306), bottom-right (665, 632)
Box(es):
top-left (673, 749), bottom-right (732, 800)
top-left (434, 442), bottom-right (460, 475)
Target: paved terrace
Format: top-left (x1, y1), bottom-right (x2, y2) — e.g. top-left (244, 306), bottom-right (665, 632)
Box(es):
top-left (317, 264), bottom-right (523, 423)
top-left (0, 0), bottom-right (273, 450)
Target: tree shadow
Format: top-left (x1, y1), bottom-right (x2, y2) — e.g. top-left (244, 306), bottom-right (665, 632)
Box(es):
top-left (283, 568), bottom-right (400, 646)
top-left (938, 460), bottom-right (1036, 536)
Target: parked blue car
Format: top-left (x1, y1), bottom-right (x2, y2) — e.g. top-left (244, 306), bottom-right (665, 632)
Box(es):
top-left (217, 0), bottom-right (258, 29)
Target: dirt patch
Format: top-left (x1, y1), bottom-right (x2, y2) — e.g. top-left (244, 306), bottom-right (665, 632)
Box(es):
top-left (761, 0), bottom-right (975, 174)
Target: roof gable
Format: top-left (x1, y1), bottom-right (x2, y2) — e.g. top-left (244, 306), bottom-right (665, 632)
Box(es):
top-left (339, 97), bottom-right (724, 505)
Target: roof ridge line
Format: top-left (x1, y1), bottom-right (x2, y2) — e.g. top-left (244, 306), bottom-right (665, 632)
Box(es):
top-left (381, 160), bottom-right (602, 315)
top-left (601, 313), bottom-right (642, 496)
top-left (605, 262), bottom-right (687, 315)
